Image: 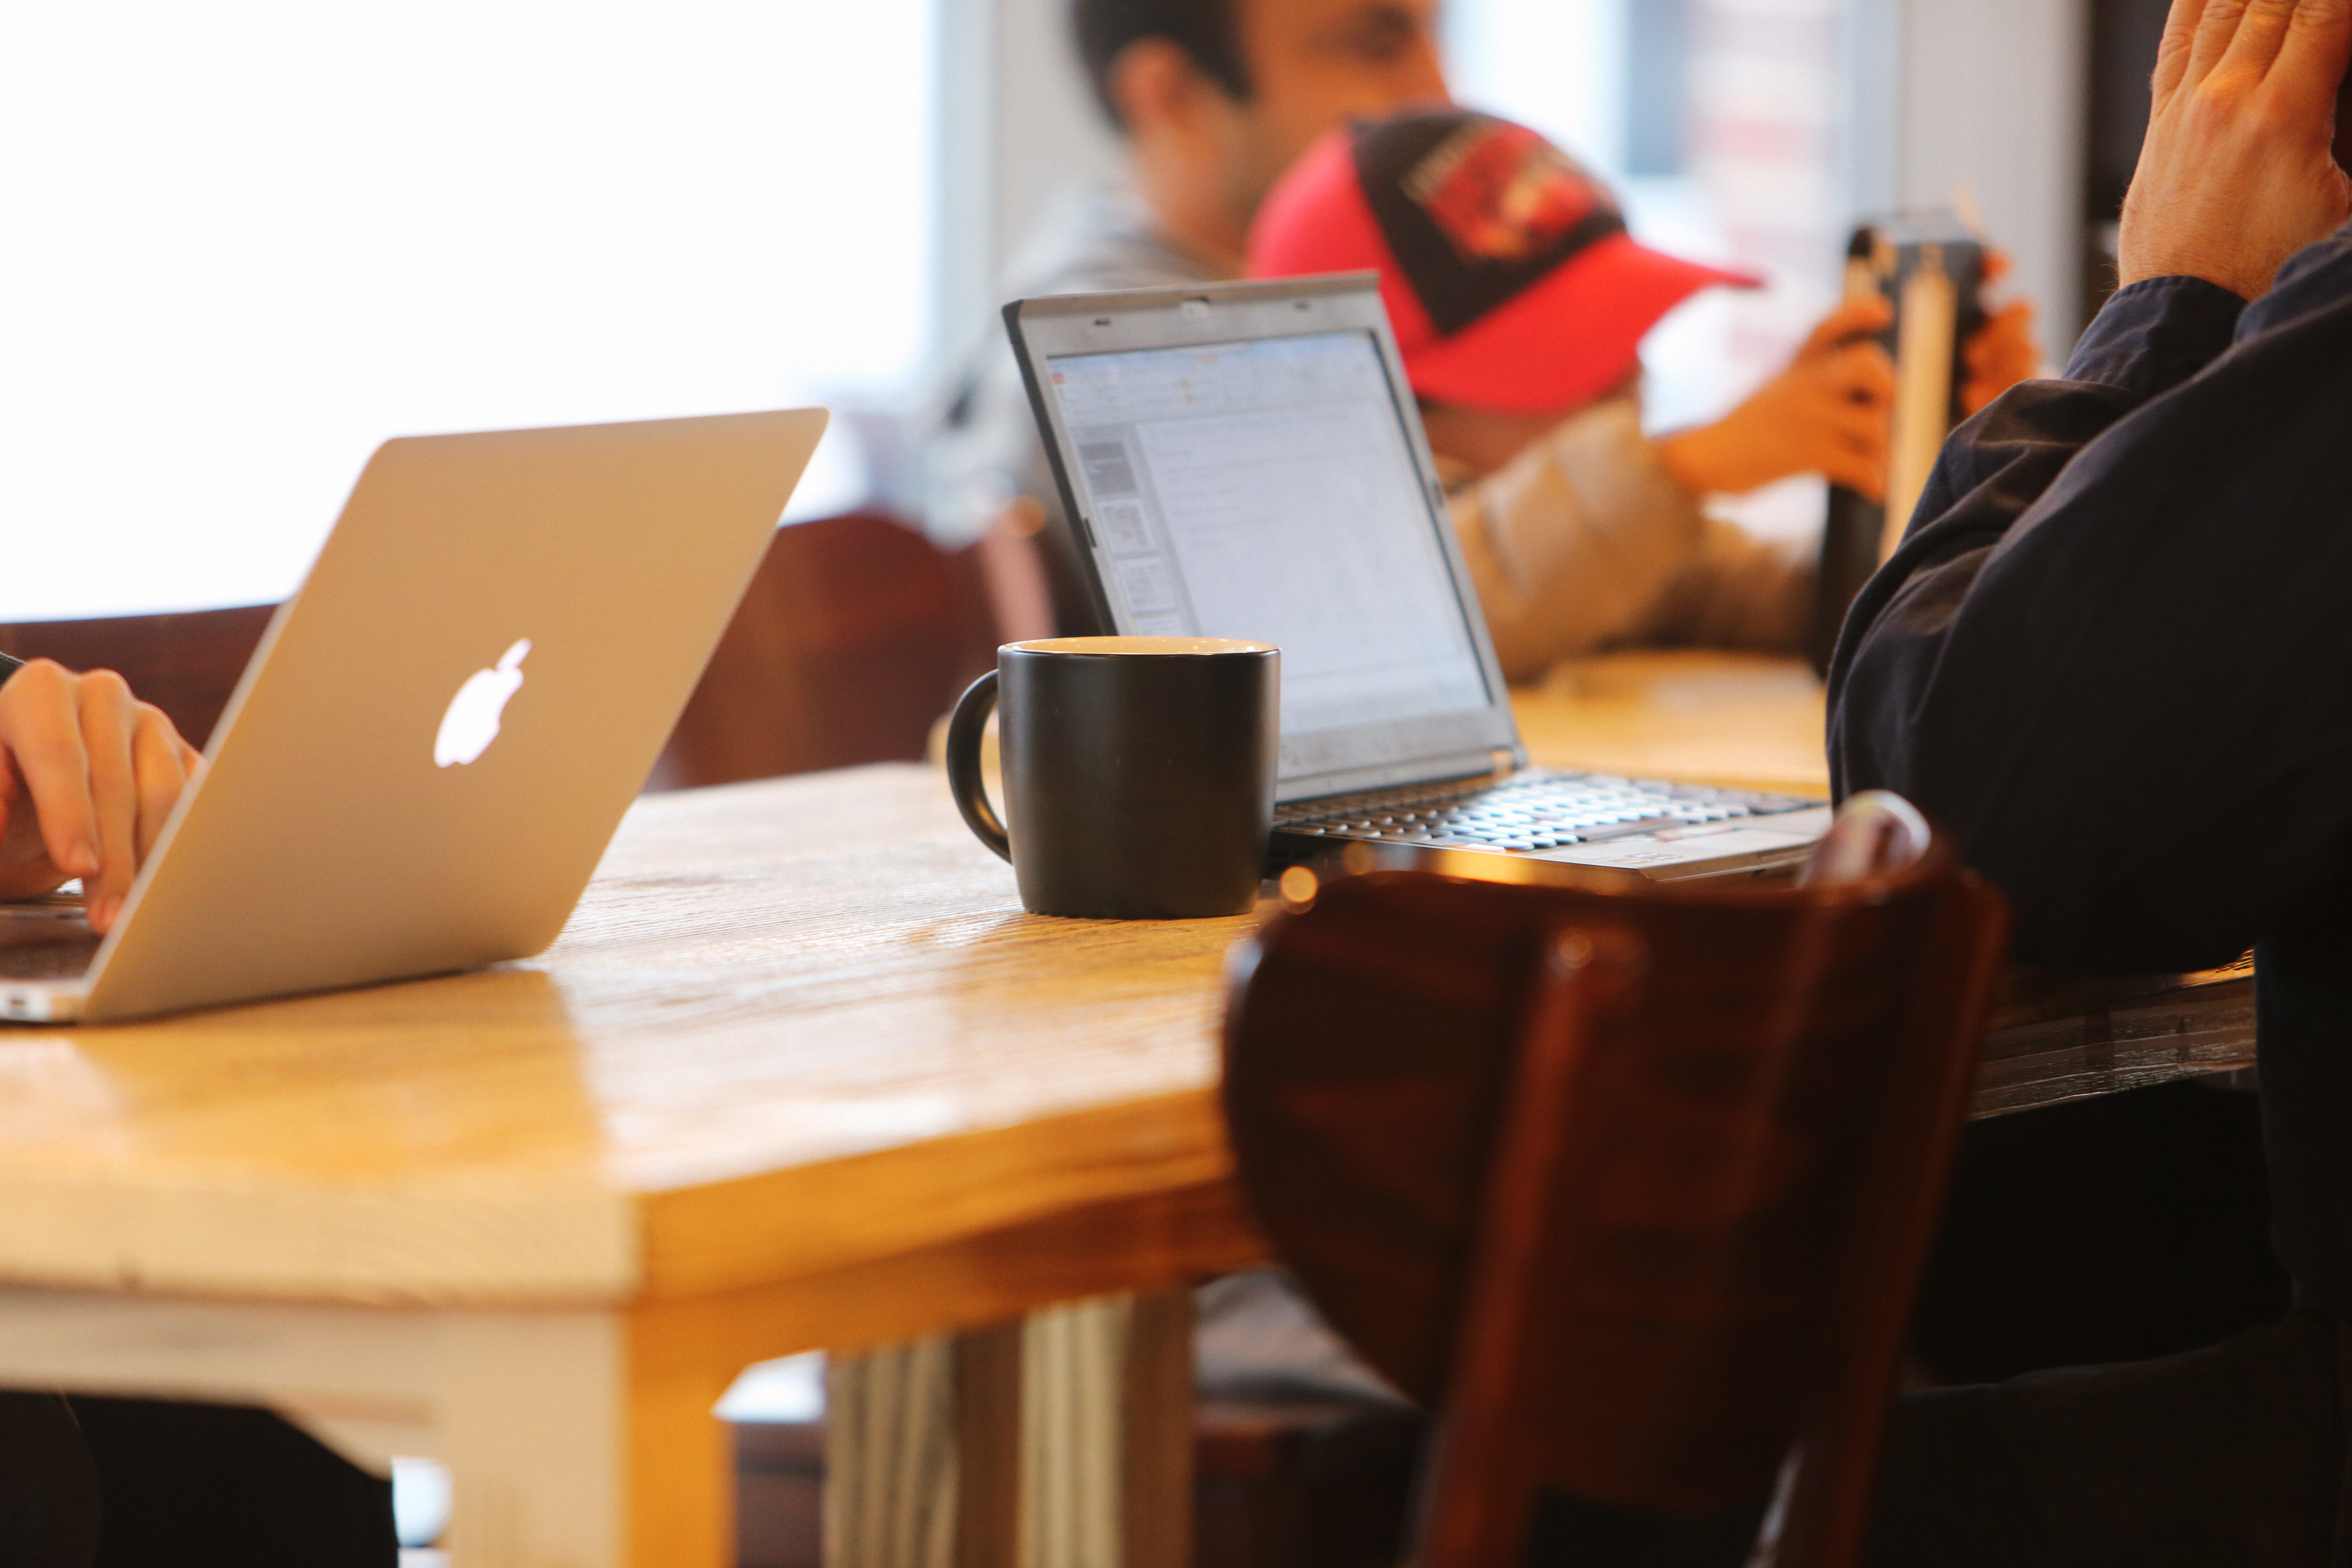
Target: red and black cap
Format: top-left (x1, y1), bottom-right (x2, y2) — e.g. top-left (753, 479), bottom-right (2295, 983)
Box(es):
top-left (1249, 108), bottom-right (1760, 414)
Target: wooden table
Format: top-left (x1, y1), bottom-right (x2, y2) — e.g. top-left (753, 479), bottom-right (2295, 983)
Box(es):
top-left (1512, 648), bottom-right (1834, 796)
top-left (0, 766), bottom-right (1261, 1568)
top-left (0, 650), bottom-right (2254, 1568)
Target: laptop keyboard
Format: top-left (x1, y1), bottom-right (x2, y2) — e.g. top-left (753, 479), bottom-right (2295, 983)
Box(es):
top-left (1274, 770), bottom-right (1817, 853)
top-left (0, 902), bottom-right (100, 982)
top-left (0, 938), bottom-right (99, 982)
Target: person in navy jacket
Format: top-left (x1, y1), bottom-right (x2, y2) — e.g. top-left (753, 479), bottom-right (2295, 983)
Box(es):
top-left (1833, 4), bottom-right (2352, 1562)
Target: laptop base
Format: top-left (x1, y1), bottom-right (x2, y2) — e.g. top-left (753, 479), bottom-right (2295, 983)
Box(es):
top-left (1272, 768), bottom-right (1827, 881)
top-left (0, 900), bottom-right (98, 1020)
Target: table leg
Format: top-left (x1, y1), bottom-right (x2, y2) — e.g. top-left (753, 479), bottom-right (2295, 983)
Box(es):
top-left (1021, 1298), bottom-right (1123, 1568)
top-left (435, 1311), bottom-right (629, 1567)
top-left (0, 1289), bottom-right (788, 1568)
top-left (825, 1337), bottom-right (959, 1568)
top-left (1119, 1290), bottom-right (1193, 1568)
top-left (441, 1304), bottom-right (756, 1568)
top-left (0, 1275), bottom-right (1196, 1568)
top-left (622, 1306), bottom-right (745, 1568)
top-left (824, 1289), bottom-right (1195, 1568)
top-left (955, 1322), bottom-right (1024, 1568)
top-left (0, 1289), bottom-right (658, 1568)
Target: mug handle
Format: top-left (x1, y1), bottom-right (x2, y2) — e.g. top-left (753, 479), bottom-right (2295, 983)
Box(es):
top-left (945, 670), bottom-right (1012, 864)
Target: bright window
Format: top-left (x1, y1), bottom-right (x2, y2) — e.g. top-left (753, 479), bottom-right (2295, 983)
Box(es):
top-left (1448, 0), bottom-right (1851, 539)
top-left (0, 1), bottom-right (935, 620)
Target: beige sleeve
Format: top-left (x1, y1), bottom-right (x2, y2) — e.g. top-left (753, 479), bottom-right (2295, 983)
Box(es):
top-left (1446, 395), bottom-right (1710, 682)
top-left (1627, 517), bottom-right (1817, 654)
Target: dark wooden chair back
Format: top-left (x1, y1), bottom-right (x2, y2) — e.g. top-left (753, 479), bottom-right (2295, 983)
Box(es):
top-left (1221, 813), bottom-right (2008, 1568)
top-left (0, 604), bottom-right (277, 750)
top-left (646, 511), bottom-right (1002, 791)
top-left (0, 512), bottom-right (1032, 794)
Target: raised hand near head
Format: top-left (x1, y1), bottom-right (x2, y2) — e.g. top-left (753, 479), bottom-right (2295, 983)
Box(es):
top-left (2120, 0), bottom-right (2352, 299)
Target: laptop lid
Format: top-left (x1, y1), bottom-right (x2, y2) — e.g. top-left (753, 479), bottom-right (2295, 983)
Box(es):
top-left (74, 408), bottom-right (827, 1022)
top-left (1005, 275), bottom-right (1524, 803)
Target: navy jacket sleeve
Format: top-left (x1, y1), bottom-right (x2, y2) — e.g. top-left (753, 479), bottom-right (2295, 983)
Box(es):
top-left (1828, 228), bottom-right (2352, 973)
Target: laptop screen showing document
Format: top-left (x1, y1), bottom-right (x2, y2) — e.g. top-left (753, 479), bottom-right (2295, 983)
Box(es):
top-left (1011, 277), bottom-right (1832, 882)
top-left (1048, 330), bottom-right (1490, 739)
top-left (1009, 278), bottom-right (1523, 799)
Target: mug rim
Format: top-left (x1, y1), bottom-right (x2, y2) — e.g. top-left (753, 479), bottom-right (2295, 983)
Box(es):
top-left (1004, 636), bottom-right (1276, 657)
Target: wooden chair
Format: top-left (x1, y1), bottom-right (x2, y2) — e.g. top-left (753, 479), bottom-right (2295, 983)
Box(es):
top-left (0, 514), bottom-right (1044, 795)
top-left (1221, 798), bottom-right (2009, 1568)
top-left (0, 604), bottom-right (277, 750)
top-left (1194, 1395), bottom-right (1425, 1568)
top-left (645, 510), bottom-right (1015, 791)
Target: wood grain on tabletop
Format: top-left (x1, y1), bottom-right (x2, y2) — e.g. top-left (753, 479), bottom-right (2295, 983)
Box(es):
top-left (1512, 650), bottom-right (1831, 797)
top-left (0, 653), bottom-right (2243, 1320)
top-left (0, 764), bottom-right (1254, 1311)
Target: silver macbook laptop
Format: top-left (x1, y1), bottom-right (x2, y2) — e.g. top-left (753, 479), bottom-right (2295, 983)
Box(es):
top-left (1004, 275), bottom-right (1829, 881)
top-left (0, 408), bottom-right (829, 1023)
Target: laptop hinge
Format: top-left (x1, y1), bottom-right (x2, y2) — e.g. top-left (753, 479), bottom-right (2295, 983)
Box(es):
top-left (1277, 750), bottom-right (1515, 804)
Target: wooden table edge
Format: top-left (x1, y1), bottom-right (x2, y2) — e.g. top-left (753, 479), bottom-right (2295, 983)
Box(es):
top-left (635, 1086), bottom-right (1241, 1302)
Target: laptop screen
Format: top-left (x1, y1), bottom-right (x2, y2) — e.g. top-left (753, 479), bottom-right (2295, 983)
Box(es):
top-left (1045, 328), bottom-right (1494, 758)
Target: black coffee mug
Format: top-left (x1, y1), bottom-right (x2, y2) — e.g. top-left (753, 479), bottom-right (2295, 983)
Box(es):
top-left (946, 637), bottom-right (1279, 919)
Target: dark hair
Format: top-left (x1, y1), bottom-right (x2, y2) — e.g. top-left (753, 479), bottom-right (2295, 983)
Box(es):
top-left (1071, 0), bottom-right (1253, 129)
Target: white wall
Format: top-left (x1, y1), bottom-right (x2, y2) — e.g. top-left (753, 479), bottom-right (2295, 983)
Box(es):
top-left (1447, 0), bottom-right (1630, 175)
top-left (1856, 0), bottom-right (2089, 354)
top-left (1459, 0), bottom-right (2092, 359)
top-left (2, 0), bottom-right (938, 621)
top-left (933, 0), bottom-right (1125, 378)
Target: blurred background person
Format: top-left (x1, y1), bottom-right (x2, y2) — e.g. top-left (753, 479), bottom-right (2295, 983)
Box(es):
top-left (925, 0), bottom-right (1450, 630)
top-left (1249, 107), bottom-right (2036, 679)
top-left (924, 0), bottom-right (2037, 659)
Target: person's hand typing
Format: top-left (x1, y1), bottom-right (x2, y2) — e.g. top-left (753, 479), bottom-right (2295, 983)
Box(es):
top-left (1655, 298), bottom-right (1897, 501)
top-left (0, 661), bottom-right (201, 932)
top-left (2119, 0), bottom-right (2352, 300)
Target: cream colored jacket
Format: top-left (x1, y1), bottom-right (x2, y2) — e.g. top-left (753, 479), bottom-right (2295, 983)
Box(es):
top-left (1446, 394), bottom-right (1814, 682)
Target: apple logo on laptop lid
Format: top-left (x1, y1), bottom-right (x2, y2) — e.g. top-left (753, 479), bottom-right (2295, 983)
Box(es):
top-left (435, 639), bottom-right (530, 768)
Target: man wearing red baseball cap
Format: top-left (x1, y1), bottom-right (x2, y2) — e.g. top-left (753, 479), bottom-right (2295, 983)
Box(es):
top-left (1251, 107), bottom-right (2038, 679)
